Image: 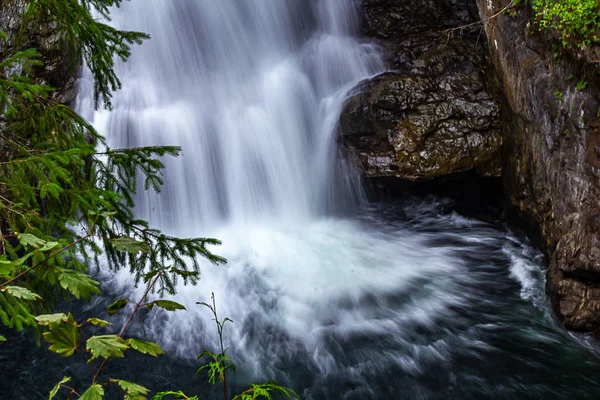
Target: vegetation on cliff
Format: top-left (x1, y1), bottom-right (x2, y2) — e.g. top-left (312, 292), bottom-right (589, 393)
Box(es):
top-left (530, 0), bottom-right (600, 47)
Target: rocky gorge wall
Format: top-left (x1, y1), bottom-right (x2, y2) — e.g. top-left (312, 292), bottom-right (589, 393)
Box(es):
top-left (477, 0), bottom-right (600, 331)
top-left (348, 0), bottom-right (600, 333)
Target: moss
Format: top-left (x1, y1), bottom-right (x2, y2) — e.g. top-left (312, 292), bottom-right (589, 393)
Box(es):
top-left (530, 0), bottom-right (600, 48)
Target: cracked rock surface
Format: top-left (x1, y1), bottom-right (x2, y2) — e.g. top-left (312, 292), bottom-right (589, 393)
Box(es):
top-left (338, 33), bottom-right (501, 180)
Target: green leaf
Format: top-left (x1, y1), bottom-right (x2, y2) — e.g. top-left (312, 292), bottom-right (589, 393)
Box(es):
top-left (0, 254), bottom-right (32, 276)
top-left (112, 236), bottom-right (150, 254)
top-left (36, 313), bottom-right (68, 326)
top-left (152, 391), bottom-right (198, 400)
top-left (127, 338), bottom-right (164, 357)
top-left (0, 335), bottom-right (6, 342)
top-left (231, 381), bottom-right (300, 400)
top-left (125, 394), bottom-right (147, 400)
top-left (39, 181), bottom-right (63, 200)
top-left (80, 384), bottom-right (104, 400)
top-left (86, 334), bottom-right (129, 360)
top-left (110, 379), bottom-right (149, 396)
top-left (2, 286), bottom-right (41, 300)
top-left (87, 318), bottom-right (113, 327)
top-left (142, 269), bottom-right (160, 283)
top-left (39, 241), bottom-right (61, 252)
top-left (57, 269), bottom-right (100, 300)
top-left (146, 300), bottom-right (186, 311)
top-left (49, 376), bottom-right (71, 400)
top-left (108, 298), bottom-right (129, 315)
top-left (169, 267), bottom-right (199, 279)
top-left (42, 314), bottom-right (79, 357)
top-left (197, 350), bottom-right (234, 384)
top-left (17, 233), bottom-right (46, 249)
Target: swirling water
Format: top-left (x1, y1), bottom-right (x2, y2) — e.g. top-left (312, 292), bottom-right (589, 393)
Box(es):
top-left (3, 1), bottom-right (600, 399)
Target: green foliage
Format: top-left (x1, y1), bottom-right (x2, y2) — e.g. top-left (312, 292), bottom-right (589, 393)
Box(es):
top-left (86, 334), bottom-right (129, 360)
top-left (87, 317), bottom-right (113, 327)
top-left (35, 276), bottom-right (171, 398)
top-left (0, 1), bottom-right (298, 399)
top-left (111, 379), bottom-right (150, 399)
top-left (22, 0), bottom-right (150, 108)
top-left (0, 0), bottom-right (226, 342)
top-left (164, 294), bottom-right (299, 400)
top-left (577, 79), bottom-right (588, 90)
top-left (0, 284), bottom-right (38, 330)
top-left (197, 292), bottom-right (236, 397)
top-left (127, 338), bottom-right (164, 357)
top-left (108, 298), bottom-right (129, 315)
top-left (113, 236), bottom-right (151, 254)
top-left (80, 384), bottom-right (105, 400)
top-left (146, 299), bottom-right (186, 311)
top-left (41, 313), bottom-right (79, 357)
top-left (152, 391), bottom-right (199, 400)
top-left (35, 313), bottom-right (69, 325)
top-left (530, 0), bottom-right (600, 47)
top-left (554, 90), bottom-right (563, 99)
top-left (1, 285), bottom-right (40, 300)
top-left (197, 350), bottom-right (236, 385)
top-left (232, 382), bottom-right (300, 400)
top-left (49, 376), bottom-right (72, 400)
top-left (57, 268), bottom-right (101, 300)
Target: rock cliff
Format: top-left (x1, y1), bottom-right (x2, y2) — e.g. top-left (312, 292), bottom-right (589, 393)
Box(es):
top-left (339, 0), bottom-right (501, 181)
top-left (477, 0), bottom-right (600, 332)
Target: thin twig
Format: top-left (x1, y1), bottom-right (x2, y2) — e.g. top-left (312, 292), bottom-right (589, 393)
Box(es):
top-left (442, 0), bottom-right (515, 40)
top-left (60, 384), bottom-right (81, 398)
top-left (92, 271), bottom-right (164, 383)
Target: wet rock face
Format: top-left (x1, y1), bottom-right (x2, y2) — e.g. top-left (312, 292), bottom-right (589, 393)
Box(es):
top-left (339, 33), bottom-right (501, 180)
top-left (362, 0), bottom-right (477, 38)
top-left (476, 0), bottom-right (600, 331)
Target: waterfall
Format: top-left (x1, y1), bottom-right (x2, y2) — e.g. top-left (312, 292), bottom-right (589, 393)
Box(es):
top-left (78, 0), bottom-right (383, 232)
top-left (76, 0), bottom-right (399, 378)
top-left (72, 1), bottom-right (557, 398)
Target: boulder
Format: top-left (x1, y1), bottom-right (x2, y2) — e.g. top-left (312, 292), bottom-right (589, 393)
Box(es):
top-left (338, 34), bottom-right (501, 180)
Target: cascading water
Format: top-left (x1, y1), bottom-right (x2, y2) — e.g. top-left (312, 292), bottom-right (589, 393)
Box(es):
top-left (60, 1), bottom-right (600, 399)
top-left (78, 0), bottom-right (390, 358)
top-left (78, 0), bottom-right (382, 228)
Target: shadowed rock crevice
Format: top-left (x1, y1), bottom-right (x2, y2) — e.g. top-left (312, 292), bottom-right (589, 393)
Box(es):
top-left (362, 0), bottom-right (478, 38)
